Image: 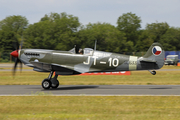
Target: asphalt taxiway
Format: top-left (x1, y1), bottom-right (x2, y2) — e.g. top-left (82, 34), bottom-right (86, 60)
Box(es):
top-left (1, 64), bottom-right (180, 96)
top-left (1, 85), bottom-right (180, 96)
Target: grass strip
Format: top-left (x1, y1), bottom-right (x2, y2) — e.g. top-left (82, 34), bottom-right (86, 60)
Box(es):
top-left (0, 70), bottom-right (180, 85)
top-left (0, 96), bottom-right (180, 120)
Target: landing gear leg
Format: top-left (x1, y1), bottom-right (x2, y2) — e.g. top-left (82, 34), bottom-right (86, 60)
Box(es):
top-left (148, 70), bottom-right (156, 75)
top-left (42, 71), bottom-right (54, 89)
top-left (51, 74), bottom-right (59, 89)
top-left (42, 71), bottom-right (59, 89)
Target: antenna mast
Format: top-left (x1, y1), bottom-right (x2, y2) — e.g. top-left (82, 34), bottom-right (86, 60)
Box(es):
top-left (94, 40), bottom-right (97, 51)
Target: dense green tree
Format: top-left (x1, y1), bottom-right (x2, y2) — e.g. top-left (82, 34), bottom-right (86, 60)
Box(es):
top-left (0, 15), bottom-right (28, 35)
top-left (0, 15), bottom-right (28, 52)
top-left (77, 23), bottom-right (133, 52)
top-left (136, 22), bottom-right (170, 52)
top-left (24, 21), bottom-right (54, 49)
top-left (160, 27), bottom-right (180, 51)
top-left (135, 30), bottom-right (154, 52)
top-left (24, 12), bottom-right (80, 50)
top-left (145, 22), bottom-right (169, 43)
top-left (1, 12), bottom-right (180, 58)
top-left (117, 12), bottom-right (141, 47)
top-left (0, 30), bottom-right (15, 52)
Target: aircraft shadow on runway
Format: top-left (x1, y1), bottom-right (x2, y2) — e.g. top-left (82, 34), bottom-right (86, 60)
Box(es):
top-left (149, 87), bottom-right (172, 89)
top-left (41, 85), bottom-right (172, 91)
top-left (42, 85), bottom-right (99, 91)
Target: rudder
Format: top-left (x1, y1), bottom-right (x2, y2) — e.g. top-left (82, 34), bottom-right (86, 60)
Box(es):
top-left (139, 43), bottom-right (165, 69)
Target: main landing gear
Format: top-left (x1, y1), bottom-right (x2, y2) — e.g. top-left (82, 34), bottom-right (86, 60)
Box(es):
top-left (42, 71), bottom-right (59, 89)
top-left (148, 70), bottom-right (156, 75)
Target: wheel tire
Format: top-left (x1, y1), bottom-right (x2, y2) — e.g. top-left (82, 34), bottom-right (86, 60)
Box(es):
top-left (51, 80), bottom-right (59, 89)
top-left (152, 71), bottom-right (156, 75)
top-left (42, 79), bottom-right (51, 89)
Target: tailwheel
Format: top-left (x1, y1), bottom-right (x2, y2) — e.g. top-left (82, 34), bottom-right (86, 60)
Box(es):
top-left (151, 71), bottom-right (156, 75)
top-left (148, 70), bottom-right (156, 75)
top-left (42, 79), bottom-right (51, 89)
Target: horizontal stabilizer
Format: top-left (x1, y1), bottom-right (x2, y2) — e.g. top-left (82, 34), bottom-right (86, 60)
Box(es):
top-left (139, 57), bottom-right (156, 63)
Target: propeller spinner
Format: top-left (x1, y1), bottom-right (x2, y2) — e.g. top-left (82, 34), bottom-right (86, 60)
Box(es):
top-left (10, 50), bottom-right (19, 58)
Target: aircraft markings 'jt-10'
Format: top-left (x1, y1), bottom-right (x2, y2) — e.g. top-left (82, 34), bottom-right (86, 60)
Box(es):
top-left (10, 42), bottom-right (164, 89)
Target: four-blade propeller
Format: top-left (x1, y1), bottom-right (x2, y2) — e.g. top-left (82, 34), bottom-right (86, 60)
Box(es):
top-left (11, 39), bottom-right (23, 76)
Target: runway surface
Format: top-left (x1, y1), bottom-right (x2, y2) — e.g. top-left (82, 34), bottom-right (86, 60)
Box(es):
top-left (0, 63), bottom-right (33, 71)
top-left (1, 64), bottom-right (180, 96)
top-left (1, 85), bottom-right (180, 96)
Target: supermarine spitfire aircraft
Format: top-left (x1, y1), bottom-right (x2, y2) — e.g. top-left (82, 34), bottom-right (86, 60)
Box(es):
top-left (10, 42), bottom-right (164, 89)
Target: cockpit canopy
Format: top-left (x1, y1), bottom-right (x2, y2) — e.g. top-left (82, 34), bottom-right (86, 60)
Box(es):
top-left (69, 48), bottom-right (94, 55)
top-left (83, 48), bottom-right (93, 55)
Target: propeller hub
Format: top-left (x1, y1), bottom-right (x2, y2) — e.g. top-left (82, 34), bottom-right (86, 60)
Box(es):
top-left (11, 50), bottom-right (19, 58)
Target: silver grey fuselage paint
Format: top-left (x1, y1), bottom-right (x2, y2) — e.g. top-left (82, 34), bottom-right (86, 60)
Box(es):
top-left (18, 43), bottom-right (164, 75)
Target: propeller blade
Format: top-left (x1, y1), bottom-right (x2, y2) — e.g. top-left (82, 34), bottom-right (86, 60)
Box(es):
top-left (13, 58), bottom-right (19, 76)
top-left (11, 37), bottom-right (23, 77)
top-left (19, 36), bottom-right (23, 50)
top-left (19, 60), bottom-right (22, 72)
top-left (13, 40), bottom-right (19, 50)
top-left (19, 36), bottom-right (24, 49)
top-left (12, 58), bottom-right (23, 76)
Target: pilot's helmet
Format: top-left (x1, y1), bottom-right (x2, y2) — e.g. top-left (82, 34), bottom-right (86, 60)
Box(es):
top-left (79, 49), bottom-right (83, 54)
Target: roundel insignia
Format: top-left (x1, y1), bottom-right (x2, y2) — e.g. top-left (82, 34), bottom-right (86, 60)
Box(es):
top-left (152, 46), bottom-right (162, 56)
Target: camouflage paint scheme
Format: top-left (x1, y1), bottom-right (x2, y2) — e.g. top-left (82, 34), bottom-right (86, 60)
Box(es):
top-left (18, 43), bottom-right (164, 75)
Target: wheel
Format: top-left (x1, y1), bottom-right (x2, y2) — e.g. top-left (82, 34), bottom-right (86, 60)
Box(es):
top-left (51, 80), bottom-right (59, 89)
top-left (42, 79), bottom-right (51, 89)
top-left (152, 71), bottom-right (156, 75)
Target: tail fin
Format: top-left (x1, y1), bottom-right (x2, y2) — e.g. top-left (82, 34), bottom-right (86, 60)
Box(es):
top-left (139, 43), bottom-right (165, 69)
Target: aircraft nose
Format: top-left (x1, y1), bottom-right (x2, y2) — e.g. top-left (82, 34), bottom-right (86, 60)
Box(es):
top-left (10, 50), bottom-right (19, 58)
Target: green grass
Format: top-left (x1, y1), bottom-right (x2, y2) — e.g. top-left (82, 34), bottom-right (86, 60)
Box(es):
top-left (0, 64), bottom-right (180, 85)
top-left (0, 70), bottom-right (180, 85)
top-left (0, 65), bottom-right (180, 120)
top-left (1, 96), bottom-right (180, 120)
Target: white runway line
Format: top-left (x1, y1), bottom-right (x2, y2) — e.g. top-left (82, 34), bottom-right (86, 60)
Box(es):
top-left (1, 94), bottom-right (180, 96)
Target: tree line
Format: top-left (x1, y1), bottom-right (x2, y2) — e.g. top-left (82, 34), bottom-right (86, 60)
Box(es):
top-left (0, 12), bottom-right (180, 54)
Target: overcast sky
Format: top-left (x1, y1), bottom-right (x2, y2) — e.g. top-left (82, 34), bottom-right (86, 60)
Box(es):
top-left (0, 0), bottom-right (179, 29)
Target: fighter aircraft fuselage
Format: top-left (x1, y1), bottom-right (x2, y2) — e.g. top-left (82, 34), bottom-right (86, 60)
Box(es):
top-left (19, 45), bottom-right (164, 75)
top-left (11, 43), bottom-right (164, 89)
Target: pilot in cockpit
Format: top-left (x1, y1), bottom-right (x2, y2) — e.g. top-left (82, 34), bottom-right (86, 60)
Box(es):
top-left (79, 48), bottom-right (83, 55)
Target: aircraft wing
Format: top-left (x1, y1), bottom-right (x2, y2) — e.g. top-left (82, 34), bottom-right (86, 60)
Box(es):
top-left (29, 61), bottom-right (81, 75)
top-left (51, 63), bottom-right (81, 75)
